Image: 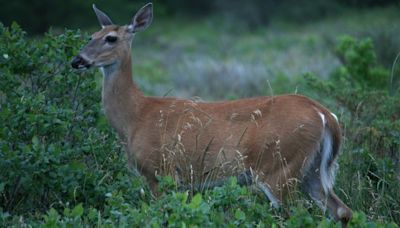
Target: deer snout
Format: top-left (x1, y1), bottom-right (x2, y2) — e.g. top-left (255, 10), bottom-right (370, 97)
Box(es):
top-left (71, 55), bottom-right (93, 69)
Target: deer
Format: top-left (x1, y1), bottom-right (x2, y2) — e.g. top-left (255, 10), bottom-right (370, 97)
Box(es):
top-left (71, 3), bottom-right (352, 225)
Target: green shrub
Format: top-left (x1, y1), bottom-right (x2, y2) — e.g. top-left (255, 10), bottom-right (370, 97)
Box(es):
top-left (0, 23), bottom-right (398, 226)
top-left (0, 23), bottom-right (147, 219)
top-left (304, 36), bottom-right (400, 224)
top-left (335, 36), bottom-right (389, 89)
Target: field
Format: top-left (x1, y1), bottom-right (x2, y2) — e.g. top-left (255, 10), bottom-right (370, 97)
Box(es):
top-left (132, 7), bottom-right (400, 99)
top-left (1, 5), bottom-right (400, 227)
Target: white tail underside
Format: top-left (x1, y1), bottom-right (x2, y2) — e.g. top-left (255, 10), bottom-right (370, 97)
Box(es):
top-left (319, 113), bottom-right (337, 194)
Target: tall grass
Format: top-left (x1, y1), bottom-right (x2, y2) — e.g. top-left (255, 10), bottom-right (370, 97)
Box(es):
top-left (1, 5), bottom-right (400, 226)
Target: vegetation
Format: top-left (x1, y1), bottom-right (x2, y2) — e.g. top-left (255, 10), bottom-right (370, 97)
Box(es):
top-left (1, 5), bottom-right (400, 227)
top-left (0, 0), bottom-right (398, 34)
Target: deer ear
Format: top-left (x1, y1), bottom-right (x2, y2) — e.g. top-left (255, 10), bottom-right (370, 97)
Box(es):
top-left (128, 3), bottom-right (153, 33)
top-left (93, 4), bottom-right (113, 28)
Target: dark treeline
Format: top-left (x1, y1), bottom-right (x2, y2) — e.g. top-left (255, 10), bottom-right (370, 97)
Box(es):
top-left (0, 0), bottom-right (398, 34)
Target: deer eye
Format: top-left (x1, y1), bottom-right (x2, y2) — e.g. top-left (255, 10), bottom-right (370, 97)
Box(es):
top-left (105, 36), bottom-right (118, 43)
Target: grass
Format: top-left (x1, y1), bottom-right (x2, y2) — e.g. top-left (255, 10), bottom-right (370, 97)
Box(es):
top-left (1, 4), bottom-right (400, 227)
top-left (128, 6), bottom-right (400, 224)
top-left (131, 5), bottom-right (400, 99)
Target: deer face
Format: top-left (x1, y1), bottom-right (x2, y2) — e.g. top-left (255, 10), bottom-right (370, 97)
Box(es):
top-left (71, 3), bottom-right (153, 69)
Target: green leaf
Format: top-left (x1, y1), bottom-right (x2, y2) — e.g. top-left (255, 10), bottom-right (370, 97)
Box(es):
top-left (70, 160), bottom-right (86, 171)
top-left (71, 203), bottom-right (84, 218)
top-left (63, 207), bottom-right (70, 217)
top-left (181, 191), bottom-right (188, 204)
top-left (87, 207), bottom-right (98, 221)
top-left (234, 209), bottom-right (245, 221)
top-left (32, 135), bottom-right (40, 150)
top-left (43, 208), bottom-right (60, 227)
top-left (189, 193), bottom-right (202, 209)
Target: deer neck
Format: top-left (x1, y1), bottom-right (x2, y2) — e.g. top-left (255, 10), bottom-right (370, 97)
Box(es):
top-left (100, 54), bottom-right (143, 140)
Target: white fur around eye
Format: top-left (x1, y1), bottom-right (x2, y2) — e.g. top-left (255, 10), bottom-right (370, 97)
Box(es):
top-left (106, 31), bottom-right (118, 37)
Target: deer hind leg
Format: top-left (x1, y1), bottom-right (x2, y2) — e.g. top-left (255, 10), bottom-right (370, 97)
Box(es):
top-left (302, 129), bottom-right (352, 225)
top-left (255, 181), bottom-right (281, 208)
top-left (302, 170), bottom-right (352, 224)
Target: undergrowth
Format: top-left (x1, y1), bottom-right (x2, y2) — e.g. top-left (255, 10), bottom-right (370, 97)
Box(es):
top-left (0, 20), bottom-right (399, 227)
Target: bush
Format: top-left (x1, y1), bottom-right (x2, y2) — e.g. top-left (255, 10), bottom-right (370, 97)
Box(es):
top-left (304, 36), bottom-right (400, 224)
top-left (0, 23), bottom-right (398, 226)
top-left (0, 23), bottom-right (147, 218)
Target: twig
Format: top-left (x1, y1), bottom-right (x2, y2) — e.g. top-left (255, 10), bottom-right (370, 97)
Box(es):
top-left (65, 74), bottom-right (83, 142)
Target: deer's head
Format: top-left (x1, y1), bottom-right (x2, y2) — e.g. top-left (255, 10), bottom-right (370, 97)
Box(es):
top-left (71, 3), bottom-right (153, 69)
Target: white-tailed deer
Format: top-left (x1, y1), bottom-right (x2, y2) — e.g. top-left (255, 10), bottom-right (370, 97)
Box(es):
top-left (71, 3), bottom-right (352, 224)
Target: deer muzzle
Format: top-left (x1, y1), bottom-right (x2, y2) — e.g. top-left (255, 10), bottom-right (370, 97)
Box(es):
top-left (71, 55), bottom-right (93, 69)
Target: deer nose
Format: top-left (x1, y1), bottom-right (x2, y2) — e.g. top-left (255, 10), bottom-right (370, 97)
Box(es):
top-left (71, 55), bottom-right (92, 69)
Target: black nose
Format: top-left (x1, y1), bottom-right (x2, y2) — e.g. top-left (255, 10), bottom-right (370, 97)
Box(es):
top-left (71, 55), bottom-right (91, 69)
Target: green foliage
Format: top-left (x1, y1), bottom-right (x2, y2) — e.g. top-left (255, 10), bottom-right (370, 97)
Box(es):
top-left (305, 36), bottom-right (400, 224)
top-left (4, 176), bottom-right (398, 227)
top-left (0, 23), bottom-right (399, 227)
top-left (335, 36), bottom-right (389, 89)
top-left (0, 23), bottom-right (147, 218)
top-left (1, 0), bottom-right (397, 34)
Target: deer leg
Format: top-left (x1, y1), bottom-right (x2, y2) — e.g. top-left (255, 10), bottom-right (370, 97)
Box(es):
top-left (326, 191), bottom-right (352, 225)
top-left (255, 181), bottom-right (281, 208)
top-left (302, 169), bottom-right (352, 225)
top-left (179, 170), bottom-right (253, 192)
